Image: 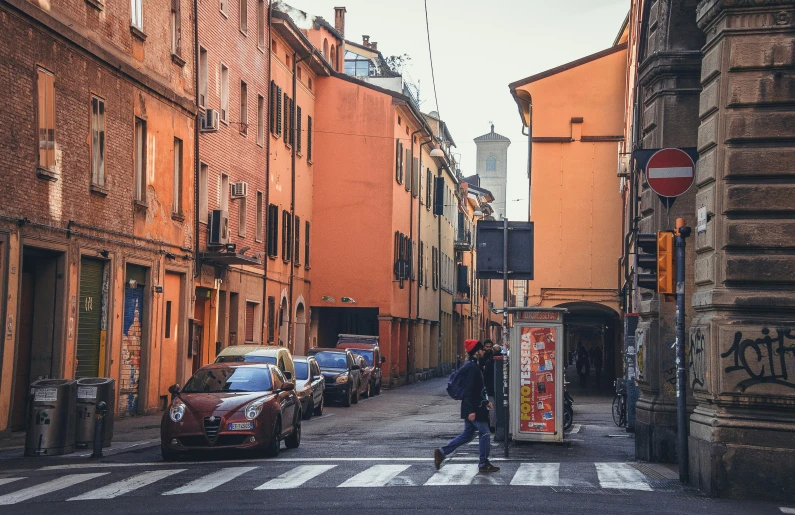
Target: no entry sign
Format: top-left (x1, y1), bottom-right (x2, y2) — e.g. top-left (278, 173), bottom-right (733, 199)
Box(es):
top-left (646, 148), bottom-right (695, 198)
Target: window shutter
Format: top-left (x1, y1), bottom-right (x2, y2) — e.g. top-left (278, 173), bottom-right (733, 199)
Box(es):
top-left (294, 216), bottom-right (300, 264)
top-left (307, 116), bottom-right (313, 161)
top-left (245, 303), bottom-right (255, 342)
top-left (296, 106), bottom-right (302, 154)
top-left (394, 231), bottom-right (400, 279)
top-left (405, 148), bottom-right (411, 191)
top-left (412, 157), bottom-right (419, 197)
top-left (395, 139), bottom-right (401, 184)
top-left (283, 93), bottom-right (289, 143)
top-left (289, 98), bottom-right (295, 146)
top-left (276, 86), bottom-right (282, 136)
top-left (270, 81), bottom-right (276, 133)
top-left (267, 297), bottom-right (275, 343)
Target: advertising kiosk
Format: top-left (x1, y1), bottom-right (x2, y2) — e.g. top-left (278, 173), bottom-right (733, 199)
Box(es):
top-left (509, 307), bottom-right (566, 443)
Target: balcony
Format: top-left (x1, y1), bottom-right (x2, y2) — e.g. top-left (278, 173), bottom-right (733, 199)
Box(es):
top-left (454, 231), bottom-right (473, 251)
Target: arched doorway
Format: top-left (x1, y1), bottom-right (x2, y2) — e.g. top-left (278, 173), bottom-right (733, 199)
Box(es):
top-left (556, 301), bottom-right (620, 393)
top-left (294, 302), bottom-right (306, 355)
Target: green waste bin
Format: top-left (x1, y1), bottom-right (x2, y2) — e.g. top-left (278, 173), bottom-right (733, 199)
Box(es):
top-left (25, 379), bottom-right (77, 456)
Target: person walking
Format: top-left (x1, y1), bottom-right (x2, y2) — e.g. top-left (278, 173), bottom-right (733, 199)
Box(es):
top-left (434, 340), bottom-right (500, 473)
top-left (479, 340), bottom-right (499, 432)
top-left (576, 341), bottom-right (590, 388)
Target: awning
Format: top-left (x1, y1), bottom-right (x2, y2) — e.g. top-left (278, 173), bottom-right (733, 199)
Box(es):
top-left (199, 252), bottom-right (262, 266)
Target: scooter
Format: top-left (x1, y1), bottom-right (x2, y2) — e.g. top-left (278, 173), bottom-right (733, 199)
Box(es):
top-left (563, 381), bottom-right (574, 431)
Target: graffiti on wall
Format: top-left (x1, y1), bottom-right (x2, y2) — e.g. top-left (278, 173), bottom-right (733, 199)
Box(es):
top-left (721, 328), bottom-right (795, 392)
top-left (120, 288), bottom-right (143, 415)
top-left (688, 327), bottom-right (707, 390)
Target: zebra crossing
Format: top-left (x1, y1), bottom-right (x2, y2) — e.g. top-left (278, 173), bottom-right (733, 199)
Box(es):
top-left (0, 461), bottom-right (678, 505)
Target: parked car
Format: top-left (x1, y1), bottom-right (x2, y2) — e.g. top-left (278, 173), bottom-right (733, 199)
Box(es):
top-left (337, 339), bottom-right (385, 396)
top-left (293, 356), bottom-right (325, 419)
top-left (307, 348), bottom-right (362, 407)
top-left (352, 354), bottom-right (373, 399)
top-left (161, 363), bottom-right (301, 460)
top-left (215, 345), bottom-right (296, 381)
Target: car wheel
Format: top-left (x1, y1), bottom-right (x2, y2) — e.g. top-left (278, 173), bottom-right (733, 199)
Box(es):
top-left (302, 401), bottom-right (313, 420)
top-left (161, 444), bottom-right (179, 462)
top-left (342, 388), bottom-right (352, 407)
top-left (264, 418), bottom-right (281, 458)
top-left (285, 417), bottom-right (301, 449)
top-left (313, 396), bottom-right (324, 416)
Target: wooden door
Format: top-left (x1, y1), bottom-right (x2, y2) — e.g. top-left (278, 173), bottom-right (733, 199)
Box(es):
top-left (161, 272), bottom-right (181, 394)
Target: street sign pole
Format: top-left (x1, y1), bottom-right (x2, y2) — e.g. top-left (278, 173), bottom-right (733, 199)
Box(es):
top-left (502, 216), bottom-right (509, 458)
top-left (675, 219), bottom-right (691, 483)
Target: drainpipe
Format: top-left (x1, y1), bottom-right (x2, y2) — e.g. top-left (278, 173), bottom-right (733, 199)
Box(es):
top-left (406, 127), bottom-right (423, 384)
top-left (414, 138), bottom-right (433, 375)
top-left (262, 1), bottom-right (272, 344)
top-left (193, 0), bottom-right (200, 280)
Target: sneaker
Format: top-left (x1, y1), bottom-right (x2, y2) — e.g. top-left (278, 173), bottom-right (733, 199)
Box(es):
top-left (434, 449), bottom-right (444, 470)
top-left (478, 460), bottom-right (500, 473)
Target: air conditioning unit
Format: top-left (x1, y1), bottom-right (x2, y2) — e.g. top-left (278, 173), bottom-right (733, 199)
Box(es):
top-left (231, 182), bottom-right (248, 199)
top-left (208, 209), bottom-right (229, 245)
top-left (201, 109), bottom-right (219, 133)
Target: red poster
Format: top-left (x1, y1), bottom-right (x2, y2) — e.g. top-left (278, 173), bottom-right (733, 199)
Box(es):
top-left (518, 326), bottom-right (557, 433)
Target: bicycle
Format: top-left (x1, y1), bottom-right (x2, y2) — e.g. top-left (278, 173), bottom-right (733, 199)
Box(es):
top-left (612, 379), bottom-right (628, 427)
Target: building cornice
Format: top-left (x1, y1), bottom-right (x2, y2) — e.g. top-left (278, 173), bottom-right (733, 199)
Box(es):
top-left (697, 0), bottom-right (795, 28)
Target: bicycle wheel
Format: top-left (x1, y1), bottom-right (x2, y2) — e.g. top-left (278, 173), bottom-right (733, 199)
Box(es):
top-left (612, 395), bottom-right (622, 426)
top-left (620, 396), bottom-right (628, 427)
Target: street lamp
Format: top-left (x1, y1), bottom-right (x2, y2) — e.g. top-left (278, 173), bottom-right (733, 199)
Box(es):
top-left (430, 147), bottom-right (444, 158)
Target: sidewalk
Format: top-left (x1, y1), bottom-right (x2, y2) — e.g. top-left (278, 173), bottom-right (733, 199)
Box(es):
top-left (0, 412), bottom-right (163, 458)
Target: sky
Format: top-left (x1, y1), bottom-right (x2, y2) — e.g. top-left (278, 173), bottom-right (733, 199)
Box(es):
top-left (289, 0), bottom-right (629, 220)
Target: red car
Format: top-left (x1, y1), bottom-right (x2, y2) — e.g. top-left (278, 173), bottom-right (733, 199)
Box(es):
top-left (161, 363), bottom-right (301, 460)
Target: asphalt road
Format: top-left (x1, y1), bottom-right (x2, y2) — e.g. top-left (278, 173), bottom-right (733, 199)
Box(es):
top-left (0, 377), bottom-right (789, 514)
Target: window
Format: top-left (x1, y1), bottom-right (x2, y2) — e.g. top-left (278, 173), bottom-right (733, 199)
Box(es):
top-left (90, 96), bottom-right (105, 187)
top-left (276, 85), bottom-right (282, 135)
top-left (238, 196), bottom-right (246, 237)
top-left (239, 0), bottom-right (247, 33)
top-left (239, 80), bottom-right (247, 135)
top-left (173, 138), bottom-right (183, 215)
top-left (220, 173), bottom-right (229, 212)
top-left (405, 148), bottom-right (411, 191)
top-left (220, 0), bottom-right (227, 16)
top-left (344, 50), bottom-right (372, 77)
top-left (330, 45), bottom-right (336, 70)
top-left (307, 116), bottom-right (313, 161)
top-left (267, 204), bottom-right (278, 257)
top-left (412, 157), bottom-right (419, 197)
top-left (295, 106), bottom-right (302, 154)
top-left (37, 68), bottom-right (55, 173)
top-left (134, 118), bottom-right (146, 201)
top-left (283, 93), bottom-right (292, 145)
top-left (269, 81), bottom-right (276, 133)
top-left (395, 139), bottom-right (403, 184)
top-left (418, 242), bottom-right (423, 286)
top-left (267, 297), bottom-right (275, 343)
top-left (245, 302), bottom-right (256, 342)
top-left (297, 67), bottom-right (302, 80)
top-left (293, 216), bottom-right (300, 265)
top-left (304, 221), bottom-right (311, 268)
top-left (131, 0), bottom-right (143, 30)
top-left (323, 39), bottom-right (328, 60)
top-left (426, 169), bottom-right (432, 209)
top-left (220, 64), bottom-right (229, 123)
top-left (308, 77), bottom-right (313, 91)
top-left (199, 163), bottom-right (209, 224)
top-left (257, 94), bottom-right (264, 146)
top-left (199, 47), bottom-right (208, 107)
top-left (281, 210), bottom-right (291, 262)
top-left (165, 301), bottom-right (172, 338)
top-left (257, 0), bottom-right (265, 48)
top-left (171, 0), bottom-right (181, 55)
top-left (432, 246), bottom-right (438, 290)
top-left (486, 155), bottom-right (497, 172)
top-left (255, 191), bottom-right (263, 241)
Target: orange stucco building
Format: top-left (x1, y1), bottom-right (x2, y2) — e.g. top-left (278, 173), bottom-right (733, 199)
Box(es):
top-left (510, 41), bottom-right (628, 381)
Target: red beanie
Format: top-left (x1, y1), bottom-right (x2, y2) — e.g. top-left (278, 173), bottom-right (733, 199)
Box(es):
top-left (465, 339), bottom-right (482, 355)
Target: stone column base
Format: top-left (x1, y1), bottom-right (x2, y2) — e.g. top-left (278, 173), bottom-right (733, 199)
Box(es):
top-left (689, 406), bottom-right (795, 502)
top-left (635, 397), bottom-right (679, 463)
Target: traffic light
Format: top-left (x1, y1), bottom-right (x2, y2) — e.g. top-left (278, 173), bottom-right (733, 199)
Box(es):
top-left (636, 234), bottom-right (658, 291)
top-left (657, 232), bottom-right (674, 294)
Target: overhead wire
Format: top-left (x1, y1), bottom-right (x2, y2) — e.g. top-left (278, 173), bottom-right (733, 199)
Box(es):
top-left (424, 0), bottom-right (441, 118)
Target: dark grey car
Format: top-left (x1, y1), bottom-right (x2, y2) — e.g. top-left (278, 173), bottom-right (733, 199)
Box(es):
top-left (293, 356), bottom-right (325, 419)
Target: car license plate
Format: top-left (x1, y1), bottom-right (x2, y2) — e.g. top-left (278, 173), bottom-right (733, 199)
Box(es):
top-left (229, 422), bottom-right (253, 431)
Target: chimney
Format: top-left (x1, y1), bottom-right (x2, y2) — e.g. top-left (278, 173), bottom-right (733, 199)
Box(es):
top-left (371, 42), bottom-right (377, 51)
top-left (334, 6), bottom-right (346, 37)
top-left (362, 35), bottom-right (370, 47)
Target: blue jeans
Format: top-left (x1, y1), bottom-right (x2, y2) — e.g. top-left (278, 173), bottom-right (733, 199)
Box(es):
top-left (439, 419), bottom-right (491, 466)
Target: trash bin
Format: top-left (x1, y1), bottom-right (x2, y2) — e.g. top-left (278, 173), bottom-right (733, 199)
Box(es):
top-left (25, 379), bottom-right (77, 457)
top-left (75, 378), bottom-right (116, 448)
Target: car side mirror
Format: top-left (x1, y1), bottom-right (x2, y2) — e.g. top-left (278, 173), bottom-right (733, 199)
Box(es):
top-left (168, 384), bottom-right (180, 395)
top-left (281, 382), bottom-right (295, 391)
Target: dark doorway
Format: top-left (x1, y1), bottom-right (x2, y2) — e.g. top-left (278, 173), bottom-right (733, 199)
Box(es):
top-left (12, 248), bottom-right (66, 430)
top-left (315, 307), bottom-right (379, 348)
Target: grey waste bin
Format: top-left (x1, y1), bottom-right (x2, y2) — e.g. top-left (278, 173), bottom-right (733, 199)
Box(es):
top-left (25, 379), bottom-right (77, 456)
top-left (75, 378), bottom-right (116, 448)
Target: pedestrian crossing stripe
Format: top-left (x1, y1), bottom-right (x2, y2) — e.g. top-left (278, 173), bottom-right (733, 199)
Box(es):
top-left (0, 462), bottom-right (675, 504)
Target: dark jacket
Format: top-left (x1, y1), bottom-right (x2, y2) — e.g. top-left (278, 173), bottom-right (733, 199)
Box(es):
top-left (460, 359), bottom-right (489, 422)
top-left (479, 350), bottom-right (500, 397)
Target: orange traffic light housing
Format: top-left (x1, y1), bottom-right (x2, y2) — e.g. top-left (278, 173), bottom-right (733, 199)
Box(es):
top-left (657, 232), bottom-right (674, 295)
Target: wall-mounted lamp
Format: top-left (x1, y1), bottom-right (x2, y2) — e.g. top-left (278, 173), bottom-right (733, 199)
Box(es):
top-left (430, 147), bottom-right (445, 158)
top-left (154, 285), bottom-right (164, 294)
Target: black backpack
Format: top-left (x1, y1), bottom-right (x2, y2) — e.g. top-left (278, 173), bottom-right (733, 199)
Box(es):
top-left (447, 362), bottom-right (472, 400)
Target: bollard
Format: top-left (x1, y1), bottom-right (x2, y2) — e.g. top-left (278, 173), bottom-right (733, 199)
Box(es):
top-left (91, 401), bottom-right (107, 459)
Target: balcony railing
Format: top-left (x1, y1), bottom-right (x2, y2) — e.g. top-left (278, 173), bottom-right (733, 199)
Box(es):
top-left (454, 231), bottom-right (473, 251)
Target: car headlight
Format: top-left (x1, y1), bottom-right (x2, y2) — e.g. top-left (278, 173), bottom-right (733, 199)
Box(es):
top-left (169, 401), bottom-right (185, 422)
top-left (245, 400), bottom-right (265, 420)
top-left (335, 374), bottom-right (349, 384)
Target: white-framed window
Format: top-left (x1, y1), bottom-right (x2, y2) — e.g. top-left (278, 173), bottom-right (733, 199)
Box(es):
top-left (173, 137), bottom-right (183, 214)
top-left (257, 94), bottom-right (264, 146)
top-left (239, 0), bottom-right (247, 33)
top-left (90, 95), bottom-right (105, 186)
top-left (220, 0), bottom-right (227, 16)
top-left (257, 0), bottom-right (265, 48)
top-left (199, 162), bottom-right (209, 224)
top-left (220, 63), bottom-right (229, 123)
top-left (134, 118), bottom-right (146, 202)
top-left (198, 47), bottom-right (208, 107)
top-left (171, 0), bottom-right (181, 55)
top-left (131, 0), bottom-right (143, 30)
top-left (220, 173), bottom-right (229, 212)
top-left (238, 196), bottom-right (247, 237)
top-left (240, 80), bottom-right (247, 135)
top-left (255, 191), bottom-right (263, 242)
top-left (37, 67), bottom-right (56, 173)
